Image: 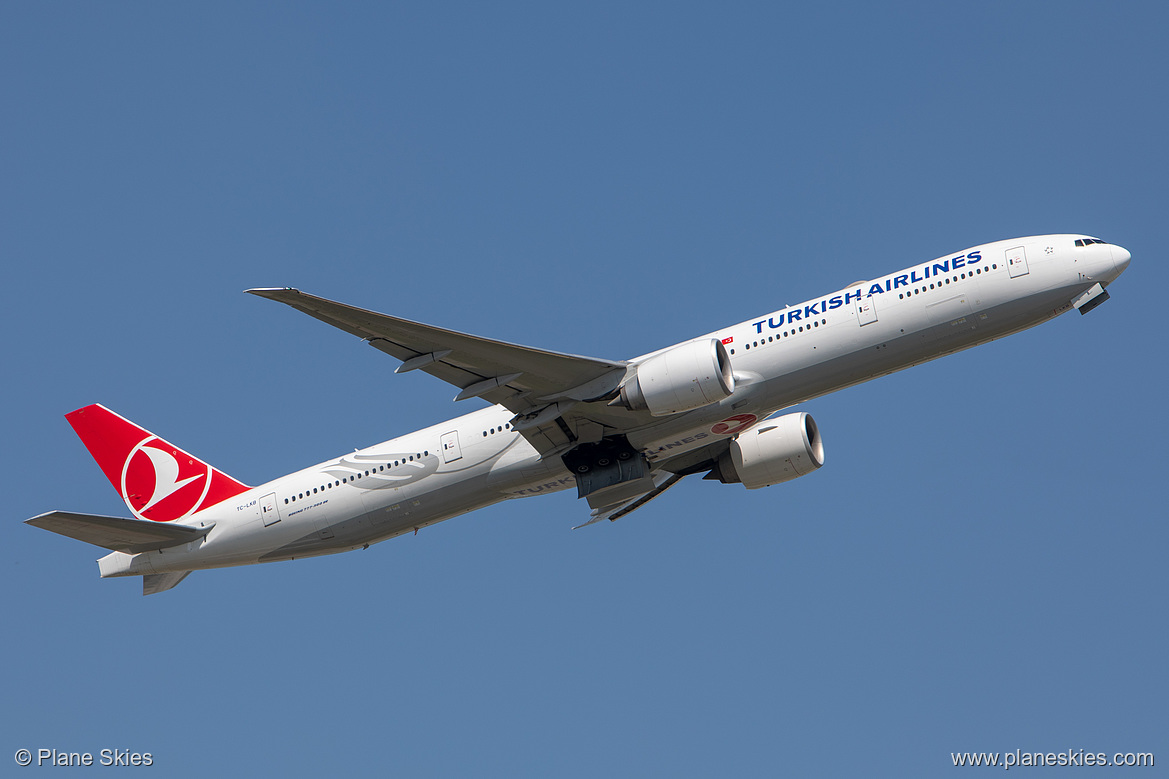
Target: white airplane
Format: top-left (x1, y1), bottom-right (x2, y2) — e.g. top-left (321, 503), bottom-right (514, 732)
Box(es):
top-left (28, 235), bottom-right (1130, 594)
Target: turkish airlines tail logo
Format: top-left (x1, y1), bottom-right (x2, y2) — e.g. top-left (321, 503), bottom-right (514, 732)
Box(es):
top-left (66, 404), bottom-right (251, 522)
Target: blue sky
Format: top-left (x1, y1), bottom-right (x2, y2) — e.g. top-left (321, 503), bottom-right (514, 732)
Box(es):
top-left (2, 2), bottom-right (1165, 776)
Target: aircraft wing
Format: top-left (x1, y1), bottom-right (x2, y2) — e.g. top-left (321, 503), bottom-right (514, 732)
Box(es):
top-left (248, 288), bottom-right (645, 454)
top-left (26, 511), bottom-right (211, 554)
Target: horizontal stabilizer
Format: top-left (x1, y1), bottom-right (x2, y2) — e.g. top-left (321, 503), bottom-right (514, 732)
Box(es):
top-left (143, 570), bottom-right (191, 595)
top-left (26, 511), bottom-right (210, 554)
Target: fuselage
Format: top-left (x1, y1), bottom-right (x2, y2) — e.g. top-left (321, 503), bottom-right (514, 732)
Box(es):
top-left (98, 234), bottom-right (1130, 579)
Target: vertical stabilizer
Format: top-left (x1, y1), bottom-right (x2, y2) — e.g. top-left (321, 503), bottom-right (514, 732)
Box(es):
top-left (66, 404), bottom-right (250, 523)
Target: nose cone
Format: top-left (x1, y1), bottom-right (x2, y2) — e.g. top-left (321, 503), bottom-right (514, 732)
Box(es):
top-left (1111, 244), bottom-right (1131, 276)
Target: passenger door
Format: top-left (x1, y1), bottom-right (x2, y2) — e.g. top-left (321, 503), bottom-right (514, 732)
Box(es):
top-left (440, 431), bottom-right (463, 463)
top-left (260, 492), bottom-right (281, 526)
top-left (1006, 245), bottom-right (1029, 278)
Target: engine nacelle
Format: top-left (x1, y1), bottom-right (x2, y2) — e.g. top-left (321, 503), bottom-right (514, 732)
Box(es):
top-left (712, 412), bottom-right (825, 489)
top-left (614, 339), bottom-right (735, 417)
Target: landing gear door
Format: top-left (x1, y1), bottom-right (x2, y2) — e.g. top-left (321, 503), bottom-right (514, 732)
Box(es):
top-left (441, 431), bottom-right (462, 463)
top-left (856, 296), bottom-right (878, 326)
top-left (1006, 245), bottom-right (1029, 278)
top-left (260, 492), bottom-right (281, 526)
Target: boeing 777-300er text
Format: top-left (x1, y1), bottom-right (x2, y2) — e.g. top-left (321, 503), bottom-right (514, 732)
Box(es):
top-left (28, 235), bottom-right (1130, 594)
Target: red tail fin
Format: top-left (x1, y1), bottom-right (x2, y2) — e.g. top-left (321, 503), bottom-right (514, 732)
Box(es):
top-left (66, 404), bottom-right (250, 522)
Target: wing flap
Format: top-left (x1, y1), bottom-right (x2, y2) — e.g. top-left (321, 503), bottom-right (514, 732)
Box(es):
top-left (143, 570), bottom-right (192, 595)
top-left (27, 511), bottom-right (209, 554)
top-left (573, 472), bottom-right (685, 528)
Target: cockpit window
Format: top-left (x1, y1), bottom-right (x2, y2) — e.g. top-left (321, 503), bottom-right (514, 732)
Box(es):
top-left (1075, 238), bottom-right (1107, 247)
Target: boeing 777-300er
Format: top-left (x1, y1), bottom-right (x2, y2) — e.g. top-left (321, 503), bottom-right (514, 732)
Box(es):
top-left (28, 235), bottom-right (1130, 594)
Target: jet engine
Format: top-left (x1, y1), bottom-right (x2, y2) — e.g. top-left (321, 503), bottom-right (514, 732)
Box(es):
top-left (613, 338), bottom-right (735, 416)
top-left (709, 412), bottom-right (824, 489)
